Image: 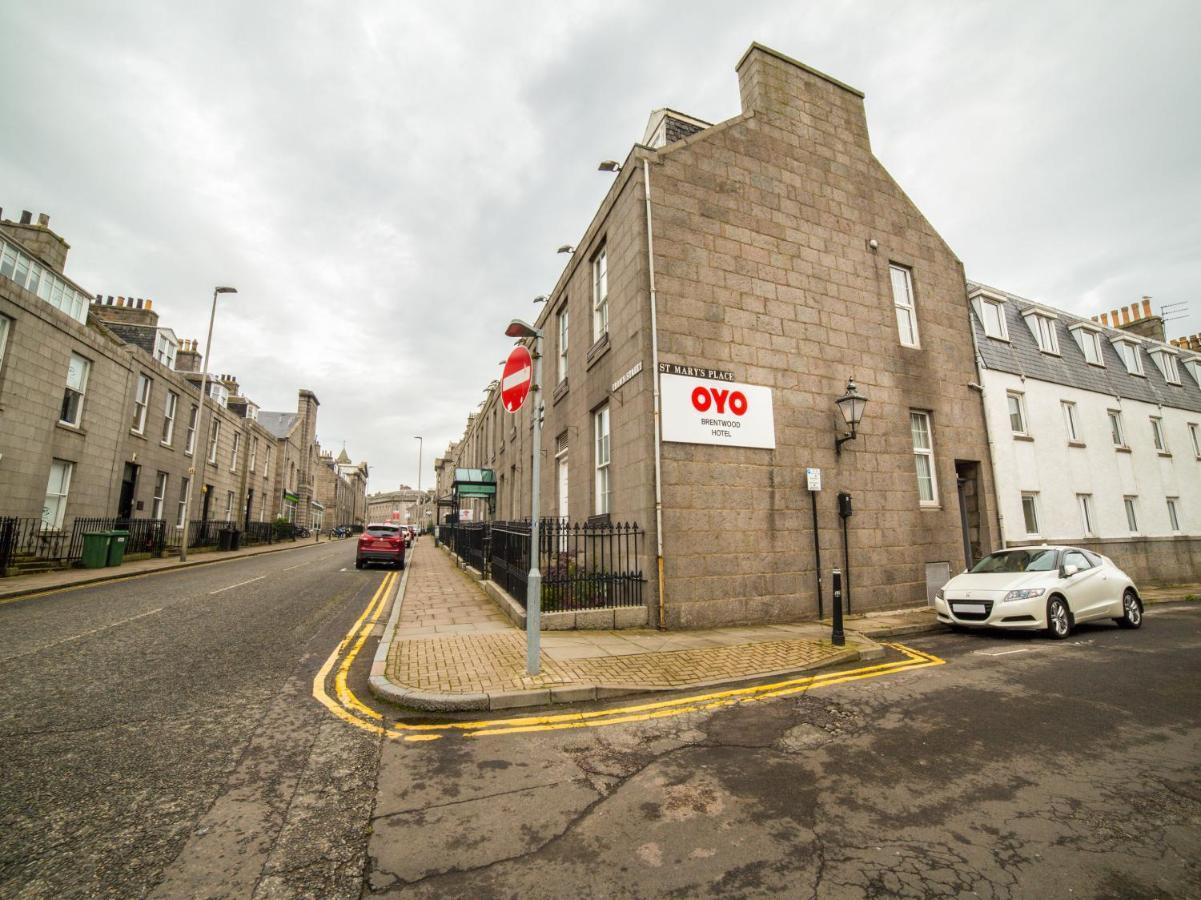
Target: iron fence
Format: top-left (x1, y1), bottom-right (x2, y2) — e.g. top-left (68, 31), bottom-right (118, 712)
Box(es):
top-left (486, 519), bottom-right (645, 612)
top-left (243, 521), bottom-right (275, 545)
top-left (0, 517), bottom-right (72, 571)
top-left (450, 523), bottom-right (489, 573)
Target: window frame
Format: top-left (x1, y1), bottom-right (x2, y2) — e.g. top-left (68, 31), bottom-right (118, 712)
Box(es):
top-left (1023, 310), bottom-right (1060, 355)
top-left (162, 390), bottom-right (178, 445)
top-left (594, 404), bottom-right (611, 515)
top-left (59, 352), bottom-right (91, 427)
top-left (979, 298), bottom-right (1008, 341)
top-left (1112, 338), bottom-right (1145, 376)
top-left (152, 471), bottom-right (168, 520)
top-left (1069, 324), bottom-right (1104, 366)
top-left (557, 304), bottom-right (569, 384)
top-left (1108, 409), bottom-right (1126, 448)
top-left (42, 458), bottom-right (74, 531)
top-left (132, 373), bottom-right (152, 434)
top-left (0, 314), bottom-right (11, 378)
top-left (1077, 493), bottom-right (1095, 536)
top-left (185, 404), bottom-right (198, 455)
top-left (177, 477), bottom-right (190, 528)
top-left (1124, 496), bottom-right (1139, 534)
top-left (1006, 391), bottom-right (1028, 436)
top-left (230, 431), bottom-right (241, 471)
top-left (1166, 497), bottom-right (1181, 532)
top-left (591, 245), bottom-right (608, 343)
top-left (890, 264), bottom-right (920, 348)
top-left (1061, 400), bottom-right (1080, 443)
top-left (910, 410), bottom-right (939, 507)
top-left (1021, 492), bottom-right (1040, 536)
top-left (1150, 416), bottom-right (1168, 453)
top-left (207, 419), bottom-right (221, 464)
top-left (1190, 423), bottom-right (1201, 459)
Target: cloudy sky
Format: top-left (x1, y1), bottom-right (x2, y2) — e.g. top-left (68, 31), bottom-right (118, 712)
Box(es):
top-left (3, 0), bottom-right (1198, 492)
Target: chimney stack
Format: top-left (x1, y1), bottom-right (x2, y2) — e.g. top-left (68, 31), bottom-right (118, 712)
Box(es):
top-left (19, 211), bottom-right (32, 225)
top-left (1087, 296), bottom-right (1166, 343)
top-left (90, 292), bottom-right (159, 328)
top-left (175, 339), bottom-right (203, 373)
top-left (0, 208), bottom-right (71, 272)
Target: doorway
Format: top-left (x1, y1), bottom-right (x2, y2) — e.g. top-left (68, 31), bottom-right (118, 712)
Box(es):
top-left (244, 489), bottom-right (254, 528)
top-left (954, 460), bottom-right (984, 568)
top-left (118, 462), bottom-right (140, 520)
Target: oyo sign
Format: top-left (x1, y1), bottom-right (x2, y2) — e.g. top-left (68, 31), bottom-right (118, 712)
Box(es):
top-left (501, 346), bottom-right (533, 412)
top-left (661, 373), bottom-right (775, 449)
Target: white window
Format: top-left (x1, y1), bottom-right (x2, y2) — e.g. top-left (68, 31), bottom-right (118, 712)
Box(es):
top-left (60, 353), bottom-right (90, 427)
top-left (1113, 339), bottom-right (1144, 376)
top-left (1151, 350), bottom-right (1181, 384)
top-left (1190, 423), bottom-right (1201, 459)
top-left (131, 373), bottom-right (151, 433)
top-left (1124, 496), bottom-right (1139, 533)
top-left (1185, 359), bottom-right (1201, 386)
top-left (1108, 410), bottom-right (1125, 447)
top-left (592, 246), bottom-right (608, 342)
top-left (42, 459), bottom-right (73, 531)
top-left (225, 491), bottom-right (235, 520)
top-left (208, 381), bottom-right (230, 406)
top-left (0, 315), bottom-right (11, 374)
top-left (153, 331), bottom-right (177, 368)
top-left (162, 391), bottom-right (178, 444)
top-left (230, 432), bottom-right (241, 471)
top-left (1007, 392), bottom-right (1027, 435)
top-left (177, 478), bottom-right (190, 528)
top-left (1028, 314), bottom-right (1059, 354)
top-left (250, 436), bottom-right (259, 472)
top-left (1077, 493), bottom-right (1095, 535)
top-left (1061, 401), bottom-right (1080, 442)
top-left (594, 404), bottom-right (611, 515)
top-left (1071, 326), bottom-right (1104, 366)
top-left (263, 445), bottom-right (271, 478)
top-left (208, 419), bottom-right (221, 464)
top-left (557, 305), bottom-right (569, 383)
top-left (1150, 416), bottom-right (1167, 453)
top-left (1167, 497), bottom-right (1181, 532)
top-left (1021, 492), bottom-right (1040, 535)
top-left (890, 264), bottom-right (919, 347)
top-left (185, 404), bottom-right (198, 455)
top-left (152, 471), bottom-right (168, 520)
top-left (910, 411), bottom-right (938, 505)
top-left (978, 297), bottom-right (1008, 340)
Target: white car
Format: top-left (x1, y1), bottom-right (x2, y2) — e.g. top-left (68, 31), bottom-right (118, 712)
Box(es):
top-left (934, 546), bottom-right (1143, 639)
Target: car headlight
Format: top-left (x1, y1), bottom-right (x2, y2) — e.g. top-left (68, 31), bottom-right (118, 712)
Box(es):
top-left (935, 589), bottom-right (944, 602)
top-left (1002, 588), bottom-right (1045, 602)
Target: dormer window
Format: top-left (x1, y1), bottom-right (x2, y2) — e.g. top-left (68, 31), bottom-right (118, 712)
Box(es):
top-left (1185, 358), bottom-right (1201, 386)
top-left (208, 381), bottom-right (230, 407)
top-left (1069, 323), bottom-right (1104, 366)
top-left (1022, 308), bottom-right (1060, 355)
top-left (153, 331), bottom-right (178, 369)
top-left (1148, 347), bottom-right (1181, 384)
top-left (970, 289), bottom-right (1008, 340)
top-left (1111, 337), bottom-right (1144, 376)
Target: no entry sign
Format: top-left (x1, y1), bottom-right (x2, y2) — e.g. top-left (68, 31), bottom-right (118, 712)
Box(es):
top-left (501, 346), bottom-right (533, 412)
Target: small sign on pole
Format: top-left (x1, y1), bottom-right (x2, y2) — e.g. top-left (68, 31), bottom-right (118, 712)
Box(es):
top-left (806, 467), bottom-right (821, 492)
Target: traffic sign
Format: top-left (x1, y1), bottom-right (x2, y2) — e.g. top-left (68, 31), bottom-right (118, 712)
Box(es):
top-left (501, 346), bottom-right (533, 412)
top-left (806, 468), bottom-right (821, 491)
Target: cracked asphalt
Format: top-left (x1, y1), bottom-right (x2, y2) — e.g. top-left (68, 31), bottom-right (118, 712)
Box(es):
top-left (2, 540), bottom-right (1199, 898)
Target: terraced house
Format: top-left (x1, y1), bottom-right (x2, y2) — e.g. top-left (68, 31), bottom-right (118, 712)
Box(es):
top-left (439, 44), bottom-right (1001, 628)
top-left (0, 208), bottom-right (343, 572)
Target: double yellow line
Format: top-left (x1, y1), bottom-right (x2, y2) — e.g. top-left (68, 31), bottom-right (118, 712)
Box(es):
top-left (312, 572), bottom-right (946, 743)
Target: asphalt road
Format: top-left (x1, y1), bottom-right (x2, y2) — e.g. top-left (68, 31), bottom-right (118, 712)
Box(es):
top-left (2, 544), bottom-right (1199, 899)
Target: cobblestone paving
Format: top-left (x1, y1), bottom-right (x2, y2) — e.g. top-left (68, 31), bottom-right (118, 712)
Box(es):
top-left (387, 542), bottom-right (848, 694)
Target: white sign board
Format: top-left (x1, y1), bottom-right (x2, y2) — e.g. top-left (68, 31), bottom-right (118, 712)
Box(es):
top-left (660, 373), bottom-right (776, 449)
top-left (806, 468), bottom-right (821, 491)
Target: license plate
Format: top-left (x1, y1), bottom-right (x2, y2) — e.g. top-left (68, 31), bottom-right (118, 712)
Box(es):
top-left (953, 603), bottom-right (986, 614)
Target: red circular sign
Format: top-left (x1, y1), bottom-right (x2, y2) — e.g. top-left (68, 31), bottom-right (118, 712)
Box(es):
top-left (501, 346), bottom-right (533, 412)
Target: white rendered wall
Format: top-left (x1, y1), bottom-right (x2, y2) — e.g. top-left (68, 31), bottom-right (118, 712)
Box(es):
top-left (982, 370), bottom-right (1201, 544)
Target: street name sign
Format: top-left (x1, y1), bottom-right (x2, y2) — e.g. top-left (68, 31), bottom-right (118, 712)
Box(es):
top-left (660, 373), bottom-right (776, 449)
top-left (501, 346), bottom-right (533, 412)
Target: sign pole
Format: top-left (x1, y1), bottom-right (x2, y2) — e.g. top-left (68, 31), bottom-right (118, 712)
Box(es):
top-left (809, 479), bottom-right (823, 620)
top-left (526, 332), bottom-right (543, 675)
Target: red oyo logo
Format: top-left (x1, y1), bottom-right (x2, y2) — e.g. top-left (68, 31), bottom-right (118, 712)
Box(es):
top-left (691, 385), bottom-right (748, 415)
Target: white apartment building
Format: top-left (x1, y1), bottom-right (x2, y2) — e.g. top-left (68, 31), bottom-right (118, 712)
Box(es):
top-left (969, 284), bottom-right (1201, 584)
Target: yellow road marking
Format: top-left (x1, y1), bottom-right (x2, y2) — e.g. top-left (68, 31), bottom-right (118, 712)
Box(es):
top-left (310, 561), bottom-right (946, 742)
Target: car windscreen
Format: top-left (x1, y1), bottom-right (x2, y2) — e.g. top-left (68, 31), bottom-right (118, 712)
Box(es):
top-left (366, 526), bottom-right (399, 537)
top-left (969, 549), bottom-right (1059, 574)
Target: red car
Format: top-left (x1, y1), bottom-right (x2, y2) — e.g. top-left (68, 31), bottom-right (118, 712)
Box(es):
top-left (356, 523), bottom-right (406, 570)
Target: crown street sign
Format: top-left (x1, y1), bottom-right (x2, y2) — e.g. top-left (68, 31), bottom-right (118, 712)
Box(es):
top-left (501, 345), bottom-right (533, 412)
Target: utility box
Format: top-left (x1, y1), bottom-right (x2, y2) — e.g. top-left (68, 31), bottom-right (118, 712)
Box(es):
top-left (218, 528), bottom-right (241, 551)
top-left (81, 532), bottom-right (110, 569)
top-left (106, 530), bottom-right (129, 567)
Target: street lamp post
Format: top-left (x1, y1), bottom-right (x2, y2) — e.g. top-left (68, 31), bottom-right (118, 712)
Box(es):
top-left (504, 318), bottom-right (543, 675)
top-left (179, 286), bottom-right (237, 561)
top-left (413, 435), bottom-right (423, 493)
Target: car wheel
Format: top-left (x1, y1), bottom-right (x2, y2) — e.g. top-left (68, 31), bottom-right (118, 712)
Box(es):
top-left (1115, 590), bottom-right (1142, 629)
top-left (355, 560), bottom-right (364, 570)
top-left (1046, 596), bottom-right (1072, 640)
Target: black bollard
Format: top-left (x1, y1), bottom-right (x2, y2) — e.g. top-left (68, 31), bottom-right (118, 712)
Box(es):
top-left (831, 567), bottom-right (846, 647)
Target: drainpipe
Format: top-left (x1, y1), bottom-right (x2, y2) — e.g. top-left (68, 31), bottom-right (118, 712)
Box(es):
top-left (968, 322), bottom-right (1007, 550)
top-left (643, 157), bottom-right (667, 630)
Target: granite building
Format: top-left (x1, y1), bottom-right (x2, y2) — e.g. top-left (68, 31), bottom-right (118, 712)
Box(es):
top-left (438, 44), bottom-right (1000, 628)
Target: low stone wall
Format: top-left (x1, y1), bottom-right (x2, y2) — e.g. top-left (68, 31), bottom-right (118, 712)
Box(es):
top-left (1008, 535), bottom-right (1201, 587)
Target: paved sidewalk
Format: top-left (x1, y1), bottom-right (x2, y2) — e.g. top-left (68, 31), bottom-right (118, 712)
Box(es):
top-left (0, 536), bottom-right (342, 601)
top-left (370, 541), bottom-right (881, 712)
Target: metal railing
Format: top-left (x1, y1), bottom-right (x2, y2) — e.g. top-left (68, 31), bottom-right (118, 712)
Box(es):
top-left (0, 517), bottom-right (72, 571)
top-left (243, 521), bottom-right (275, 545)
top-left (69, 517), bottom-right (167, 558)
top-left (485, 519), bottom-right (645, 612)
top-left (447, 523), bottom-right (488, 573)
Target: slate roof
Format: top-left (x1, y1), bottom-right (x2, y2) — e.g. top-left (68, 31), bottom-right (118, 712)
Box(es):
top-left (258, 411), bottom-right (298, 439)
top-left (967, 281), bottom-right (1201, 415)
top-left (105, 322), bottom-right (156, 356)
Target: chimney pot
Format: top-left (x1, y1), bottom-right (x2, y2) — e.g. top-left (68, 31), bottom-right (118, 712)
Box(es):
top-left (37, 213), bottom-right (49, 227)
top-left (1142, 297), bottom-right (1153, 318)
top-left (19, 210), bottom-right (32, 225)
top-left (145, 299), bottom-right (153, 310)
top-left (1099, 312), bottom-right (1109, 326)
top-left (1111, 308), bottom-right (1121, 325)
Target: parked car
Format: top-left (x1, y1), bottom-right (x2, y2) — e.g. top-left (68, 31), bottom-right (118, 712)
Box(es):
top-left (356, 523), bottom-right (406, 570)
top-left (934, 545), bottom-right (1142, 639)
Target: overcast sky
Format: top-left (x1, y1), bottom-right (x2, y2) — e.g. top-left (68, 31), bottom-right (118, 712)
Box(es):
top-left (3, 1), bottom-right (1198, 493)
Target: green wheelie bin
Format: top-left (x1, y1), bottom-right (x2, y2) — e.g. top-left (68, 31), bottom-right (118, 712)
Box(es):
top-left (106, 530), bottom-right (129, 567)
top-left (81, 532), bottom-right (110, 569)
